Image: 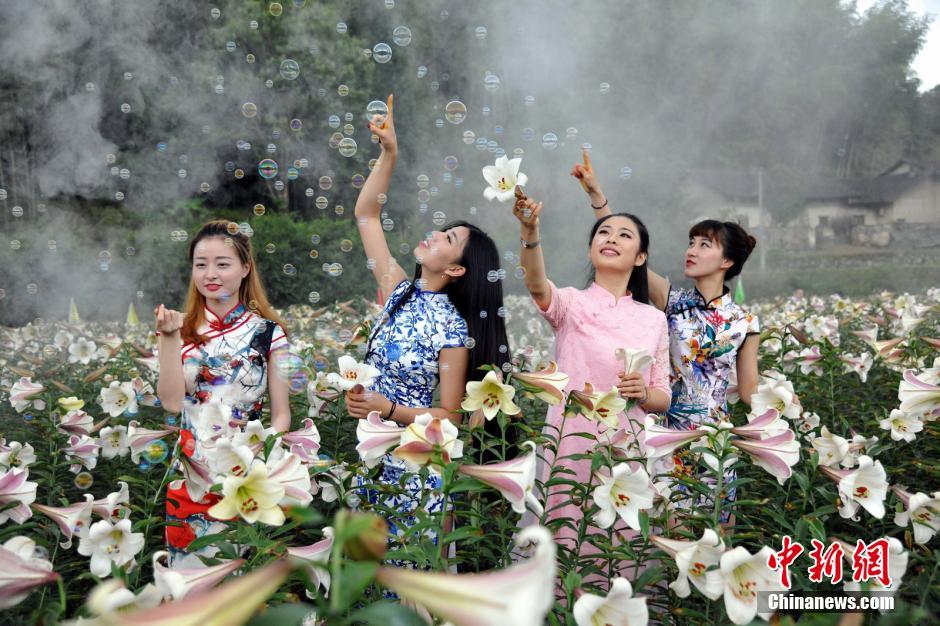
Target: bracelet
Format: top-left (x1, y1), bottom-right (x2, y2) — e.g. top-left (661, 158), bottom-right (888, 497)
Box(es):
top-left (590, 198), bottom-right (609, 210)
top-left (520, 237), bottom-right (541, 249)
top-left (386, 401), bottom-right (397, 419)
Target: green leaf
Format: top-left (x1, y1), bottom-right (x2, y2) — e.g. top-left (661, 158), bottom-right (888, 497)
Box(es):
top-left (333, 561), bottom-right (378, 612)
top-left (344, 602), bottom-right (429, 626)
top-left (638, 510), bottom-right (650, 541)
top-left (245, 602), bottom-right (316, 626)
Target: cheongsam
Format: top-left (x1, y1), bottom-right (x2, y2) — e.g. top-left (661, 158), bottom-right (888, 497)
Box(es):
top-left (164, 302), bottom-right (288, 567)
top-left (357, 279), bottom-right (468, 563)
top-left (664, 285), bottom-right (759, 520)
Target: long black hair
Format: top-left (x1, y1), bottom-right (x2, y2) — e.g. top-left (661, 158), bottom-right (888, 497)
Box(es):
top-left (584, 212), bottom-right (651, 305)
top-left (366, 221), bottom-right (511, 381)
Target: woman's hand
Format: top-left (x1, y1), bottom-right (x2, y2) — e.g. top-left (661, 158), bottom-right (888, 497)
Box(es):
top-left (345, 384), bottom-right (392, 419)
top-left (570, 148), bottom-right (600, 194)
top-left (367, 94), bottom-right (397, 156)
top-left (154, 304), bottom-right (183, 336)
top-left (512, 186), bottom-right (543, 233)
top-left (617, 371), bottom-right (648, 402)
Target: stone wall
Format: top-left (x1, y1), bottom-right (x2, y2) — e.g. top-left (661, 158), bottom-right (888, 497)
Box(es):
top-left (852, 222), bottom-right (940, 249)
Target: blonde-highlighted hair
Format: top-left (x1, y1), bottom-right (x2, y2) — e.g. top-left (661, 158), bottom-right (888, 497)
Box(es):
top-left (180, 219), bottom-right (288, 346)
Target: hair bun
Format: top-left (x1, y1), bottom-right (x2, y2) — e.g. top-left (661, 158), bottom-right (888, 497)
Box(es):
top-left (746, 234), bottom-right (757, 253)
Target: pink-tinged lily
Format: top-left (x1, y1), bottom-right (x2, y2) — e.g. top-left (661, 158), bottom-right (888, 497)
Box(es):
top-left (91, 482), bottom-right (130, 520)
top-left (64, 433), bottom-right (100, 472)
top-left (0, 536), bottom-right (59, 609)
top-left (208, 461), bottom-right (286, 526)
top-left (592, 463), bottom-right (656, 531)
top-left (282, 418), bottom-right (321, 455)
top-left (130, 377), bottom-right (158, 409)
top-left (0, 468), bottom-right (37, 524)
top-left (512, 361), bottom-right (569, 405)
top-left (58, 409), bottom-right (94, 435)
top-left (85, 580), bottom-right (162, 615)
top-left (840, 353), bottom-right (874, 383)
top-left (810, 426), bottom-right (850, 467)
top-left (851, 327), bottom-right (879, 346)
top-left (375, 525), bottom-right (555, 626)
top-left (267, 453), bottom-right (313, 507)
top-left (731, 430), bottom-right (801, 485)
top-left (9, 377), bottom-right (45, 413)
top-left (573, 577), bottom-right (648, 626)
top-left (730, 409), bottom-right (787, 440)
top-left (31, 495), bottom-right (94, 548)
top-left (720, 546), bottom-right (783, 624)
top-left (892, 487), bottom-right (940, 544)
top-left (600, 427), bottom-right (643, 460)
top-left (879, 409), bottom-right (923, 442)
top-left (152, 551), bottom-right (245, 601)
top-left (355, 411), bottom-right (406, 468)
top-left (78, 518), bottom-right (146, 577)
top-left (820, 455), bottom-right (888, 520)
top-left (922, 337), bottom-right (940, 350)
top-left (457, 441), bottom-right (542, 515)
top-left (393, 413), bottom-right (463, 471)
top-left (642, 415), bottom-right (707, 465)
top-left (286, 527), bottom-right (334, 597)
top-left (898, 367), bottom-right (940, 419)
top-left (651, 529), bottom-right (725, 600)
top-left (172, 451), bottom-right (215, 503)
top-left (796, 346), bottom-right (824, 376)
top-left (80, 557), bottom-right (292, 626)
top-left (126, 421), bottom-right (174, 464)
top-left (0, 441), bottom-right (36, 470)
top-left (482, 154), bottom-right (528, 203)
top-left (461, 370), bottom-right (521, 420)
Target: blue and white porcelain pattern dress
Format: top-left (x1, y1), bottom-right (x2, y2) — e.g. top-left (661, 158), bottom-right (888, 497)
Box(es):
top-left (664, 285), bottom-right (759, 521)
top-left (358, 279), bottom-right (468, 556)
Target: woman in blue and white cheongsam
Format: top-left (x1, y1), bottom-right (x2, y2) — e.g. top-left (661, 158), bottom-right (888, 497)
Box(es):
top-left (346, 96), bottom-right (511, 565)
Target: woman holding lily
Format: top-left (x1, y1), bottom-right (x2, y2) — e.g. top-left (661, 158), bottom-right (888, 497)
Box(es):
top-left (349, 94), bottom-right (512, 563)
top-left (511, 186), bottom-right (671, 552)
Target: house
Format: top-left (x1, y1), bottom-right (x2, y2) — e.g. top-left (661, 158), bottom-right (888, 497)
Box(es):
top-left (680, 160), bottom-right (940, 250)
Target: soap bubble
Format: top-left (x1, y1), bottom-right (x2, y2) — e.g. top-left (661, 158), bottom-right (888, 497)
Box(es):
top-left (351, 173), bottom-right (366, 188)
top-left (338, 137), bottom-right (357, 157)
top-left (541, 133), bottom-right (559, 150)
top-left (393, 26), bottom-right (412, 46)
top-left (336, 22), bottom-right (347, 34)
top-left (484, 73), bottom-right (500, 92)
top-left (599, 82), bottom-right (611, 94)
top-left (280, 59), bottom-right (300, 80)
top-left (462, 130), bottom-right (476, 144)
top-left (524, 95), bottom-right (535, 106)
top-left (566, 127), bottom-right (578, 141)
top-left (522, 128), bottom-right (535, 141)
top-left (337, 84), bottom-right (350, 97)
top-left (241, 102), bottom-right (257, 117)
top-left (373, 43), bottom-right (392, 63)
top-left (326, 263), bottom-right (343, 277)
top-left (144, 439), bottom-right (169, 464)
top-left (265, 243), bottom-right (276, 254)
top-left (258, 159), bottom-right (278, 179)
top-left (432, 211), bottom-right (446, 226)
top-left (443, 155), bottom-right (458, 171)
top-left (328, 115), bottom-right (340, 129)
top-left (417, 65), bottom-right (428, 78)
top-left (210, 7), bottom-right (221, 18)
top-left (318, 175), bottom-right (333, 190)
top-left (308, 291), bottom-right (320, 303)
top-left (417, 174), bottom-right (429, 188)
top-left (74, 472), bottom-right (94, 489)
top-left (315, 196), bottom-right (328, 209)
top-left (120, 103), bottom-right (131, 114)
top-left (283, 263), bottom-right (296, 276)
top-left (366, 99), bottom-right (389, 125)
top-left (269, 2), bottom-right (283, 16)
top-left (619, 166), bottom-right (633, 179)
top-left (287, 167), bottom-right (299, 180)
top-left (444, 100), bottom-right (467, 124)
top-left (340, 239), bottom-right (354, 252)
top-left (475, 26), bottom-right (488, 40)
top-left (290, 118), bottom-right (303, 131)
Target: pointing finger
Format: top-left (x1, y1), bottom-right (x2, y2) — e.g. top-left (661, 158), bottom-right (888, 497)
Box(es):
top-left (582, 148), bottom-right (592, 171)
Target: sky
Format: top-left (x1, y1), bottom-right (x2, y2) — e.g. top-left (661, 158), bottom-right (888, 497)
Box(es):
top-left (855, 0), bottom-right (940, 91)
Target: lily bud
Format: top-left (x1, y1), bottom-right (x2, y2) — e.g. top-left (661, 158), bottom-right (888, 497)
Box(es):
top-left (344, 512), bottom-right (389, 561)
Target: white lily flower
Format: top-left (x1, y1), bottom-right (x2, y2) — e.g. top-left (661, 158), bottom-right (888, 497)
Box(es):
top-left (68, 337), bottom-right (98, 364)
top-left (842, 432), bottom-right (879, 468)
top-left (898, 366), bottom-right (940, 419)
top-left (187, 398), bottom-right (236, 442)
top-left (325, 355), bottom-right (381, 391)
top-left (457, 441), bottom-right (542, 515)
top-left (30, 494), bottom-right (94, 548)
top-left (63, 434), bottom-right (100, 472)
top-left (268, 453), bottom-right (313, 507)
top-left (126, 421), bottom-right (174, 464)
top-left (232, 420), bottom-right (275, 453)
top-left (58, 410), bottom-right (94, 436)
top-left (355, 411), bottom-right (407, 468)
top-left (98, 380), bottom-right (138, 418)
top-left (393, 413), bottom-right (463, 472)
top-left (811, 426), bottom-right (849, 467)
top-left (720, 546), bottom-right (783, 624)
top-left (879, 409), bottom-right (923, 442)
top-left (893, 487), bottom-right (940, 545)
top-left (375, 525), bottom-right (555, 626)
top-left (796, 346), bottom-right (824, 376)
top-left (512, 361), bottom-right (569, 405)
top-left (820, 455), bottom-right (888, 520)
top-left (592, 463), bottom-right (655, 531)
top-left (616, 347), bottom-right (654, 375)
top-left (207, 461), bottom-right (286, 526)
top-left (482, 155), bottom-right (528, 203)
top-left (840, 352), bottom-right (874, 383)
top-left (0, 536), bottom-right (59, 609)
top-left (731, 430), bottom-right (801, 486)
top-left (573, 577), bottom-right (648, 626)
top-left (0, 441), bottom-right (36, 471)
top-left (77, 518), bottom-right (145, 577)
top-left (204, 438), bottom-right (255, 480)
top-left (286, 528), bottom-right (335, 598)
top-left (9, 377), bottom-right (45, 413)
top-left (98, 425), bottom-right (130, 459)
top-left (91, 482), bottom-right (130, 521)
top-left (651, 529), bottom-right (725, 600)
top-left (86, 579), bottom-right (162, 614)
top-left (750, 371), bottom-right (801, 420)
top-left (573, 385), bottom-right (628, 428)
top-left (152, 550), bottom-right (245, 601)
top-left (461, 370), bottom-right (522, 420)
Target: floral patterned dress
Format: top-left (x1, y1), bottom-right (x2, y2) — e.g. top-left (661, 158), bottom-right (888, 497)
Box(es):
top-left (357, 279), bottom-right (468, 558)
top-left (664, 286), bottom-right (759, 518)
top-left (164, 303), bottom-right (288, 567)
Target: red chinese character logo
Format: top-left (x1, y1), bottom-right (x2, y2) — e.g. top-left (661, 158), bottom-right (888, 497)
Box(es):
top-left (851, 538), bottom-right (892, 587)
top-left (767, 535), bottom-right (804, 589)
top-left (807, 539), bottom-right (844, 584)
